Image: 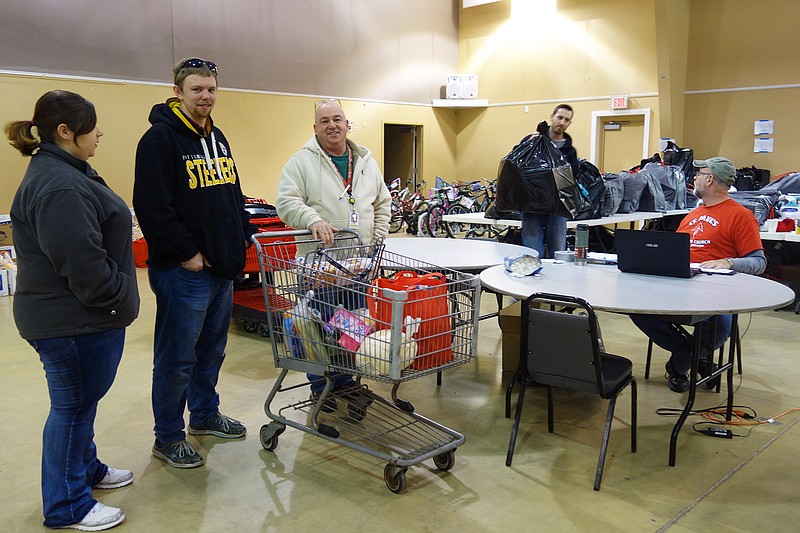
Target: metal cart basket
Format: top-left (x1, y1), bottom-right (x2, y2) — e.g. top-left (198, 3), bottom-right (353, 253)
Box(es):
top-left (253, 229), bottom-right (481, 492)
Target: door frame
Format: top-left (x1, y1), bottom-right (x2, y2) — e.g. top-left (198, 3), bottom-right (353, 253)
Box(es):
top-left (383, 123), bottom-right (422, 191)
top-left (589, 108), bottom-right (652, 166)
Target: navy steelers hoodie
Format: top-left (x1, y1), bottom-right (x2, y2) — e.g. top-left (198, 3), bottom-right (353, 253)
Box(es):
top-left (134, 98), bottom-right (256, 279)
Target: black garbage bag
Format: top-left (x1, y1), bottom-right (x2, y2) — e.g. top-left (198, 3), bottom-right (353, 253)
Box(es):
top-left (663, 140), bottom-right (695, 183)
top-left (575, 160), bottom-right (605, 219)
top-left (495, 134), bottom-right (591, 220)
top-left (484, 200), bottom-right (521, 220)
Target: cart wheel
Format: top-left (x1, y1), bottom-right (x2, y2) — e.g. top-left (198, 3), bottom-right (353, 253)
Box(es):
top-left (242, 321), bottom-right (258, 333)
top-left (384, 464), bottom-right (407, 494)
top-left (258, 324), bottom-right (271, 338)
top-left (433, 450), bottom-right (456, 471)
top-left (259, 422), bottom-right (285, 451)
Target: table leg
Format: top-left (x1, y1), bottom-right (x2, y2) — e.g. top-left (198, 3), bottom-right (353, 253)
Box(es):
top-left (724, 315), bottom-right (739, 420)
top-left (669, 316), bottom-right (713, 467)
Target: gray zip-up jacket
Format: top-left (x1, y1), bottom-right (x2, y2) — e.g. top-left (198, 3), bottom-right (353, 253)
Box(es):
top-left (11, 143), bottom-right (139, 340)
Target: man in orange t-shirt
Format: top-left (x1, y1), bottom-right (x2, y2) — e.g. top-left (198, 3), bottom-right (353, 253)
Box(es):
top-left (631, 157), bottom-right (766, 392)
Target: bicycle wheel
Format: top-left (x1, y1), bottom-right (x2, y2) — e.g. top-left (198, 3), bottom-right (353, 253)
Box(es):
top-left (425, 206), bottom-right (446, 238)
top-left (388, 207), bottom-right (404, 234)
top-left (445, 204), bottom-right (471, 238)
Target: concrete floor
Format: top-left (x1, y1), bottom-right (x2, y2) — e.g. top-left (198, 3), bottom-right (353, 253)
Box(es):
top-left (1, 266), bottom-right (799, 532)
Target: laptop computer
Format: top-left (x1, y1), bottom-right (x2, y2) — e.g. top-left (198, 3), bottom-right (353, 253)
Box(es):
top-left (616, 229), bottom-right (699, 278)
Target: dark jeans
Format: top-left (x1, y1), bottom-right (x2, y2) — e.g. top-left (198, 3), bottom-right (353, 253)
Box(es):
top-left (149, 266), bottom-right (232, 444)
top-left (31, 328), bottom-right (125, 528)
top-left (521, 212), bottom-right (567, 259)
top-left (630, 314), bottom-right (733, 374)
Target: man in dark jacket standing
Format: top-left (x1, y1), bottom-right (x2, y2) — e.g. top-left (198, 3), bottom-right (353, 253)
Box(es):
top-left (521, 104), bottom-right (579, 258)
top-left (134, 58), bottom-right (256, 469)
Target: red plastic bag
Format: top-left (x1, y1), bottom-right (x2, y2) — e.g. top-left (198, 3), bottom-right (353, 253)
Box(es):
top-left (369, 271), bottom-right (452, 370)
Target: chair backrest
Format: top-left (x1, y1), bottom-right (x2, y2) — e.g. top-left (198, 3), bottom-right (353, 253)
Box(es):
top-left (521, 293), bottom-right (605, 395)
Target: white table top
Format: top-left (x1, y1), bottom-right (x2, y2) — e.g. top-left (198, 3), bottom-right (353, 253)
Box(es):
top-left (784, 233), bottom-right (800, 243)
top-left (441, 210), bottom-right (689, 230)
top-left (480, 262), bottom-right (795, 316)
top-left (384, 237), bottom-right (534, 271)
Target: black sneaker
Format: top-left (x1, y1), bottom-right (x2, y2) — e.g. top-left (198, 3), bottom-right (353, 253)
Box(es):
top-left (188, 413), bottom-right (247, 439)
top-left (698, 359), bottom-right (721, 390)
top-left (665, 359), bottom-right (689, 393)
top-left (310, 390), bottom-right (337, 413)
top-left (152, 439), bottom-right (205, 469)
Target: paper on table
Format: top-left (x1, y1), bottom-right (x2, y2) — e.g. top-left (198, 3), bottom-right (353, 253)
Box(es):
top-left (587, 252), bottom-right (618, 265)
top-left (691, 263), bottom-right (734, 275)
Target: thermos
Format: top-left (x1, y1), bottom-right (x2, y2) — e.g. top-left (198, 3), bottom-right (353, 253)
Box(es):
top-left (575, 224), bottom-right (589, 266)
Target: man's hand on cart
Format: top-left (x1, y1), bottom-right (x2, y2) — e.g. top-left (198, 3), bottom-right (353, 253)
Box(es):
top-left (181, 251), bottom-right (212, 272)
top-left (310, 220), bottom-right (336, 244)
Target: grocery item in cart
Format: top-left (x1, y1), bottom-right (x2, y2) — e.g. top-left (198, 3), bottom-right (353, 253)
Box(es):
top-left (369, 271), bottom-right (453, 370)
top-left (299, 254), bottom-right (380, 288)
top-left (329, 305), bottom-right (373, 351)
top-left (355, 316), bottom-right (421, 376)
top-left (291, 290), bottom-right (330, 364)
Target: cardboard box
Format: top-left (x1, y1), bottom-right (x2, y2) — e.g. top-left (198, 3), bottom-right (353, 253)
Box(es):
top-left (499, 300), bottom-right (522, 372)
top-left (0, 223), bottom-right (12, 246)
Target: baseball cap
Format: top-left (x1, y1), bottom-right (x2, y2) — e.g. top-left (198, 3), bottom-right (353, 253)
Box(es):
top-left (693, 157), bottom-right (736, 186)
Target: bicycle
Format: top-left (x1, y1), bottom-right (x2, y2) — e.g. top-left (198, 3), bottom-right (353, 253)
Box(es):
top-left (444, 178), bottom-right (496, 238)
top-left (389, 180), bottom-right (428, 235)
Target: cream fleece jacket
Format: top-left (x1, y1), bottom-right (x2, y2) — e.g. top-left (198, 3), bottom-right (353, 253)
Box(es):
top-left (276, 136), bottom-right (391, 248)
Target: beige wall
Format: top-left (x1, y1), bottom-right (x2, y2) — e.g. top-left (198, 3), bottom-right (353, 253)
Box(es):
top-left (457, 0), bottom-right (800, 178)
top-left (4, 0), bottom-right (800, 214)
top-left (681, 0), bottom-right (800, 173)
top-left (455, 0), bottom-right (662, 177)
top-left (0, 75), bottom-right (458, 213)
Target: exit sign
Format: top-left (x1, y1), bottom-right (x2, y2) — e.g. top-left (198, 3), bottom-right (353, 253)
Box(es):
top-left (611, 95), bottom-right (629, 110)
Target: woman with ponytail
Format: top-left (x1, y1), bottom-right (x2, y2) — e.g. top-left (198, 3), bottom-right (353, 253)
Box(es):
top-left (6, 90), bottom-right (139, 531)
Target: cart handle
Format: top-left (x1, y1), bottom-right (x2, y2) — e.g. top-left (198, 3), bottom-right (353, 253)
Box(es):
top-left (250, 227), bottom-right (362, 245)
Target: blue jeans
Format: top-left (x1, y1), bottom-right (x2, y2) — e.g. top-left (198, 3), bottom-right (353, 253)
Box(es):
top-left (521, 213), bottom-right (567, 259)
top-left (630, 314), bottom-right (733, 374)
top-left (31, 328), bottom-right (125, 528)
top-left (149, 266), bottom-right (233, 444)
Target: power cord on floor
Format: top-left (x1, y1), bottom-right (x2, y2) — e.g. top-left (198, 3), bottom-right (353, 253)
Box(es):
top-left (656, 404), bottom-right (800, 439)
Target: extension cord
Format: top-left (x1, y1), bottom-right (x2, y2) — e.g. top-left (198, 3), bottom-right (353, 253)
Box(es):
top-left (702, 428), bottom-right (733, 439)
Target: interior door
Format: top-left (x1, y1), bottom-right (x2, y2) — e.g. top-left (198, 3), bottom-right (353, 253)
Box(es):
top-left (383, 124), bottom-right (421, 190)
top-left (598, 117), bottom-right (645, 174)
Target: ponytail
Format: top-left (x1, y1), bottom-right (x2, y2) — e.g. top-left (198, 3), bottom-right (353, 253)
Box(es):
top-left (5, 120), bottom-right (39, 157)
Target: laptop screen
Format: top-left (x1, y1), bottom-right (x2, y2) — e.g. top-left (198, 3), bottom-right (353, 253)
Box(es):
top-left (616, 229), bottom-right (696, 278)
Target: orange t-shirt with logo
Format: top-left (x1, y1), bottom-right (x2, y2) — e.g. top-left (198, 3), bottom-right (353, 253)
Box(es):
top-left (677, 198), bottom-right (763, 263)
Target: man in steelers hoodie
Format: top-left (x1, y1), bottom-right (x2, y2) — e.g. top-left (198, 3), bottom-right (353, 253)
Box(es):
top-left (134, 58), bottom-right (257, 469)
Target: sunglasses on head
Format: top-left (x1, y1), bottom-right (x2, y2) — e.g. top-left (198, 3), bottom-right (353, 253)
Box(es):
top-left (314, 98), bottom-right (343, 109)
top-left (179, 58), bottom-right (218, 74)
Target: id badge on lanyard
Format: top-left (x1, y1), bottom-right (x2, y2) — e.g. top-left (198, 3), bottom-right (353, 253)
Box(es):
top-left (349, 209), bottom-right (360, 230)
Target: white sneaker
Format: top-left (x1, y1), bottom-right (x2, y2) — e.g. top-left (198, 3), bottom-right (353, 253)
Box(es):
top-left (94, 468), bottom-right (134, 490)
top-left (60, 502), bottom-right (125, 531)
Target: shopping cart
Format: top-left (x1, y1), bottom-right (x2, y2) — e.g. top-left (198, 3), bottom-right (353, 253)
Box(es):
top-left (253, 229), bottom-right (481, 493)
top-left (233, 217), bottom-right (296, 337)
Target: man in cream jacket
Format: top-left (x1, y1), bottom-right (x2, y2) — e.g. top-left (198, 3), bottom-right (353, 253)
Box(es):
top-left (276, 98), bottom-right (391, 246)
top-left (275, 98), bottom-right (391, 409)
